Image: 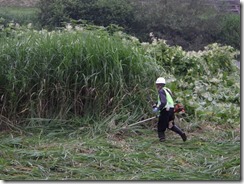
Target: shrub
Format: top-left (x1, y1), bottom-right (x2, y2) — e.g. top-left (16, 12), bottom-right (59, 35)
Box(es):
top-left (37, 0), bottom-right (240, 51)
top-left (217, 14), bottom-right (240, 50)
top-left (38, 0), bottom-right (70, 28)
top-left (38, 0), bottom-right (135, 29)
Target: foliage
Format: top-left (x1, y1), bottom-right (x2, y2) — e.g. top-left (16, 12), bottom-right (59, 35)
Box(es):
top-left (37, 0), bottom-right (70, 28)
top-left (217, 14), bottom-right (240, 50)
top-left (37, 0), bottom-right (134, 30)
top-left (141, 36), bottom-right (240, 125)
top-left (0, 0), bottom-right (240, 51)
top-left (129, 0), bottom-right (240, 51)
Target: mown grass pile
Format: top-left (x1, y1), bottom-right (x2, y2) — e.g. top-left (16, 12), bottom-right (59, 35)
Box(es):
top-left (0, 23), bottom-right (240, 180)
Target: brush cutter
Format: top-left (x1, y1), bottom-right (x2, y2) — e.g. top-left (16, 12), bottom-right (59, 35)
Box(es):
top-left (119, 103), bottom-right (186, 131)
top-left (120, 115), bottom-right (158, 130)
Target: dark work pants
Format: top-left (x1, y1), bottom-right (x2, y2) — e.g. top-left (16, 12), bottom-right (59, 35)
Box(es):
top-left (157, 108), bottom-right (175, 137)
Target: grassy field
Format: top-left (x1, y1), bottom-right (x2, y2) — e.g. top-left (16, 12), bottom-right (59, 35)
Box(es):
top-left (0, 0), bottom-right (39, 27)
top-left (0, 6), bottom-right (39, 26)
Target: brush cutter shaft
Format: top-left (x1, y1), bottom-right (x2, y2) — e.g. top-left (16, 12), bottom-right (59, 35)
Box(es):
top-left (128, 116), bottom-right (157, 127)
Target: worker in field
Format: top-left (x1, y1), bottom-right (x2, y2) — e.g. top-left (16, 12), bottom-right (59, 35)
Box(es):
top-left (152, 77), bottom-right (187, 142)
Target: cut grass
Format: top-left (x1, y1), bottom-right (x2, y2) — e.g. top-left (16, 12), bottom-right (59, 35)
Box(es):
top-left (0, 120), bottom-right (240, 180)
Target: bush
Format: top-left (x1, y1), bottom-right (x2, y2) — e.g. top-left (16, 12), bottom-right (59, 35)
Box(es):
top-left (38, 0), bottom-right (70, 28)
top-left (217, 14), bottom-right (240, 50)
top-left (37, 0), bottom-right (240, 51)
top-left (142, 37), bottom-right (240, 125)
top-left (38, 0), bottom-right (135, 29)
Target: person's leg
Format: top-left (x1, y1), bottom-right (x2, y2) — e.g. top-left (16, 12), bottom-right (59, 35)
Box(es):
top-left (170, 125), bottom-right (187, 141)
top-left (168, 108), bottom-right (187, 141)
top-left (157, 109), bottom-right (169, 142)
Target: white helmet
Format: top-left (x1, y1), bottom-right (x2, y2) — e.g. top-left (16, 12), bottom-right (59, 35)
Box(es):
top-left (155, 77), bottom-right (165, 84)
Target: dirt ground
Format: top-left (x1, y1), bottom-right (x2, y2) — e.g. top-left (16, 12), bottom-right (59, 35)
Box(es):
top-left (0, 0), bottom-right (39, 7)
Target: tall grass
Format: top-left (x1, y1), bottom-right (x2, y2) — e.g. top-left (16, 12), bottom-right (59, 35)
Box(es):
top-left (0, 25), bottom-right (163, 126)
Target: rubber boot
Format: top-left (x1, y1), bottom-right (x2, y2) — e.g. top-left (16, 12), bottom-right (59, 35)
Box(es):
top-left (158, 131), bottom-right (165, 142)
top-left (170, 125), bottom-right (187, 142)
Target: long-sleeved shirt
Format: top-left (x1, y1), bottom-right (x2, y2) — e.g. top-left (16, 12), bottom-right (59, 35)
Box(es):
top-left (157, 88), bottom-right (167, 110)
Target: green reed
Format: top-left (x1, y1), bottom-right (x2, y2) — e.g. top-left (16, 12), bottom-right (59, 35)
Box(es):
top-left (0, 26), bottom-right (162, 125)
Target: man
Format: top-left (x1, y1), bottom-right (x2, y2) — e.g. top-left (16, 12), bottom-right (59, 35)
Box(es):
top-left (153, 77), bottom-right (187, 142)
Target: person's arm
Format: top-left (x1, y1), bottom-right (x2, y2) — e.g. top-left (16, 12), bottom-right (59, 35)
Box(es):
top-left (158, 89), bottom-right (167, 110)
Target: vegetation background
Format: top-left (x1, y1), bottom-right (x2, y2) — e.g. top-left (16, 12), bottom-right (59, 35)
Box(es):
top-left (0, 0), bottom-right (241, 51)
top-left (0, 0), bottom-right (241, 181)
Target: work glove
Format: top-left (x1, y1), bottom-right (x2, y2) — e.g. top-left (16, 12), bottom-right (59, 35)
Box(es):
top-left (152, 107), bottom-right (159, 113)
top-left (152, 104), bottom-right (157, 108)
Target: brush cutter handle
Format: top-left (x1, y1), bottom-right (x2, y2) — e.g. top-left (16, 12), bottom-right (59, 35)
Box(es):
top-left (128, 116), bottom-right (157, 127)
